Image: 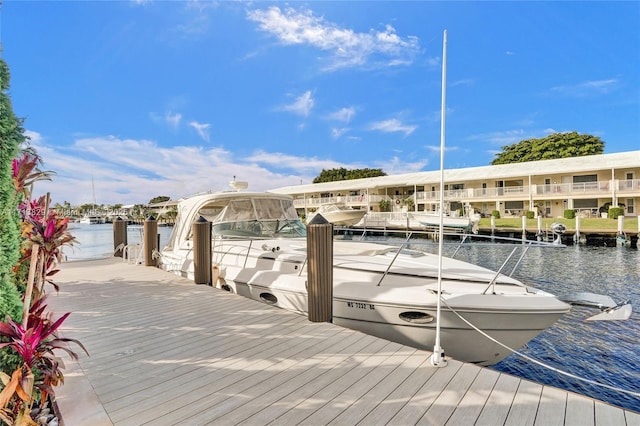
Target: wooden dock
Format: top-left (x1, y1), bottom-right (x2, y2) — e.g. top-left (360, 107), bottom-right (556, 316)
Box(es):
top-left (49, 258), bottom-right (640, 425)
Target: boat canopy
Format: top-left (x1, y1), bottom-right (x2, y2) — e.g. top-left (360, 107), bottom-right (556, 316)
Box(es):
top-left (164, 192), bottom-right (304, 250)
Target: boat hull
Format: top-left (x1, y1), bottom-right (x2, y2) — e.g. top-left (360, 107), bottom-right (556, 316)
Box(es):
top-left (194, 273), bottom-right (567, 366)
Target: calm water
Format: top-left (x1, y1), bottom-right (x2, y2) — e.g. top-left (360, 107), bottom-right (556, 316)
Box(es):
top-left (63, 223), bottom-right (174, 260)
top-left (64, 225), bottom-right (640, 412)
top-left (418, 239), bottom-right (640, 413)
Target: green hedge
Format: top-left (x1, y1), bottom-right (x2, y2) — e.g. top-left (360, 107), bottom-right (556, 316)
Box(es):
top-left (491, 210), bottom-right (501, 219)
top-left (608, 207), bottom-right (624, 219)
top-left (563, 209), bottom-right (575, 219)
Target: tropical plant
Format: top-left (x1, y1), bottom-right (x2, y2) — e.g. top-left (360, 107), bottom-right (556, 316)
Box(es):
top-left (379, 199), bottom-right (391, 212)
top-left (0, 296), bottom-right (87, 425)
top-left (0, 59), bottom-right (80, 424)
top-left (403, 197), bottom-right (415, 210)
top-left (16, 195), bottom-right (75, 298)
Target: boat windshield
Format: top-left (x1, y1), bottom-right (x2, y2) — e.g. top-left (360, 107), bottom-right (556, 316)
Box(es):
top-left (207, 197), bottom-right (306, 239)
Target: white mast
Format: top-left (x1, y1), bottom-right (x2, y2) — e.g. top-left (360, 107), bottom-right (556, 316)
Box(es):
top-left (431, 29), bottom-right (448, 368)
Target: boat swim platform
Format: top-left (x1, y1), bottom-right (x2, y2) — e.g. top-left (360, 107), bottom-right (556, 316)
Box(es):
top-left (50, 258), bottom-right (640, 426)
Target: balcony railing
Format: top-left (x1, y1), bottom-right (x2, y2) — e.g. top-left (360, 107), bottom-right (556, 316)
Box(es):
top-left (291, 179), bottom-right (639, 209)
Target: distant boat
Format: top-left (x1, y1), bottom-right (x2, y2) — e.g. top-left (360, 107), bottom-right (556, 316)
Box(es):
top-left (306, 203), bottom-right (367, 226)
top-left (410, 212), bottom-right (479, 231)
top-left (79, 215), bottom-right (104, 225)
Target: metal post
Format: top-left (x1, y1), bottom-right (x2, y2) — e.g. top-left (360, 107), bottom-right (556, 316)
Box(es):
top-left (575, 214), bottom-right (581, 244)
top-left (307, 214), bottom-right (333, 322)
top-left (193, 216), bottom-right (212, 285)
top-left (144, 216), bottom-right (158, 266)
top-left (521, 215), bottom-right (527, 240)
top-left (113, 217), bottom-right (127, 257)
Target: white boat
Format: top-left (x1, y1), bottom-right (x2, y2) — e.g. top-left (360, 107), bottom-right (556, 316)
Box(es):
top-left (306, 203), bottom-right (367, 227)
top-left (159, 190), bottom-right (573, 366)
top-left (79, 215), bottom-right (104, 225)
top-left (412, 212), bottom-right (474, 229)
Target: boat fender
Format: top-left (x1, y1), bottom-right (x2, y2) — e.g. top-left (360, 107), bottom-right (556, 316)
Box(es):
top-left (212, 264), bottom-right (220, 287)
top-left (271, 246), bottom-right (280, 252)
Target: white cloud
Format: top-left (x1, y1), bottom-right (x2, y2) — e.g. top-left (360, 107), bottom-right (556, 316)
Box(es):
top-left (372, 156), bottom-right (427, 175)
top-left (450, 79), bottom-right (474, 87)
top-left (368, 118), bottom-right (416, 136)
top-left (247, 6), bottom-right (420, 71)
top-left (189, 121), bottom-right (211, 142)
top-left (424, 145), bottom-right (460, 154)
top-left (327, 106), bottom-right (356, 123)
top-left (151, 111), bottom-right (183, 129)
top-left (246, 150), bottom-right (354, 171)
top-left (26, 133), bottom-right (393, 206)
top-left (549, 79), bottom-right (619, 97)
top-left (279, 90), bottom-right (314, 117)
top-left (331, 127), bottom-right (349, 139)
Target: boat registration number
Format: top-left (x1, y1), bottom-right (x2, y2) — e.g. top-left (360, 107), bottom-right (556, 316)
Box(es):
top-left (347, 301), bottom-right (375, 310)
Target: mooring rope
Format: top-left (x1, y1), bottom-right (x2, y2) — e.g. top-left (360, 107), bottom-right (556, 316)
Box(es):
top-left (439, 296), bottom-right (640, 399)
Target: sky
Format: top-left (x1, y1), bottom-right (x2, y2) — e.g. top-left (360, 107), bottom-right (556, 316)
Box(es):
top-left (2, 1), bottom-right (639, 206)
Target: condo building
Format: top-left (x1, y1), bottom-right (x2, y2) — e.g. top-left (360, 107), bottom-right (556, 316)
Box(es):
top-left (271, 151), bottom-right (640, 220)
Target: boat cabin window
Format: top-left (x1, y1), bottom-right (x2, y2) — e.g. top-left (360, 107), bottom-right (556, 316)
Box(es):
top-left (206, 197), bottom-right (306, 239)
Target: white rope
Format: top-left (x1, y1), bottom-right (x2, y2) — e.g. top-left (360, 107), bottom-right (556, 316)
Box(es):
top-left (440, 296), bottom-right (640, 399)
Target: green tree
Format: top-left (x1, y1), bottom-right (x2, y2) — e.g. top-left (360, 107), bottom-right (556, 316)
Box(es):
top-left (0, 58), bottom-right (27, 374)
top-left (149, 195), bottom-right (170, 204)
top-left (491, 132), bottom-right (605, 165)
top-left (313, 167), bottom-right (387, 183)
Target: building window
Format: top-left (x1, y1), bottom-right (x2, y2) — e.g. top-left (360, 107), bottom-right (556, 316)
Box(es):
top-left (627, 199), bottom-right (635, 214)
top-left (574, 199), bottom-right (598, 209)
top-left (504, 201), bottom-right (524, 210)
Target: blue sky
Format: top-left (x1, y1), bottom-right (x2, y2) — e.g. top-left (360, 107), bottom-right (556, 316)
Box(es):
top-left (2, 1), bottom-right (639, 205)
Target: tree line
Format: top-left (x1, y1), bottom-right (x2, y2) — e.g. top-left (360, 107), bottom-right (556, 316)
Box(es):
top-left (313, 132), bottom-right (605, 181)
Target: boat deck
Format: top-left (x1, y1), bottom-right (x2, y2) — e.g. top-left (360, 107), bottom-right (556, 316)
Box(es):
top-left (50, 258), bottom-right (639, 425)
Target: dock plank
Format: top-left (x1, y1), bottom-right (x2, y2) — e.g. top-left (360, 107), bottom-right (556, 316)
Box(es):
top-left (445, 367), bottom-right (501, 425)
top-left (49, 258), bottom-right (639, 426)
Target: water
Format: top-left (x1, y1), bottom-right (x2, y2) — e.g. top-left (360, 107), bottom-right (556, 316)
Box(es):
top-left (63, 223), bottom-right (174, 260)
top-left (425, 241), bottom-right (640, 413)
top-left (62, 226), bottom-right (640, 412)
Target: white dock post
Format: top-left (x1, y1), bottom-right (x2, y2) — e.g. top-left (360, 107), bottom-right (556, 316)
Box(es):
top-left (575, 214), bottom-right (581, 244)
top-left (618, 215), bottom-right (624, 234)
top-left (537, 215), bottom-right (543, 241)
top-left (521, 215), bottom-right (527, 240)
top-left (491, 215), bottom-right (496, 236)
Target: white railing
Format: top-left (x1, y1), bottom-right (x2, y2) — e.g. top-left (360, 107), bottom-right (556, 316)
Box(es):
top-left (291, 179), bottom-right (639, 209)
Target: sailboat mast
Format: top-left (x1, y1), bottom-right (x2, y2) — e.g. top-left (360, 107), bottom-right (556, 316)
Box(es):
top-left (91, 175), bottom-right (96, 206)
top-left (431, 29), bottom-right (448, 367)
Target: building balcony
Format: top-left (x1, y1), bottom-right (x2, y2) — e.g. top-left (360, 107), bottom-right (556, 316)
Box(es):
top-left (291, 179), bottom-right (640, 209)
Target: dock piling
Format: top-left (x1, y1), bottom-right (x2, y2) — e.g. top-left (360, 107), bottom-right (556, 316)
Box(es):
top-left (307, 214), bottom-right (333, 322)
top-left (144, 216), bottom-right (158, 267)
top-left (113, 217), bottom-right (127, 257)
top-left (193, 216), bottom-right (212, 285)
